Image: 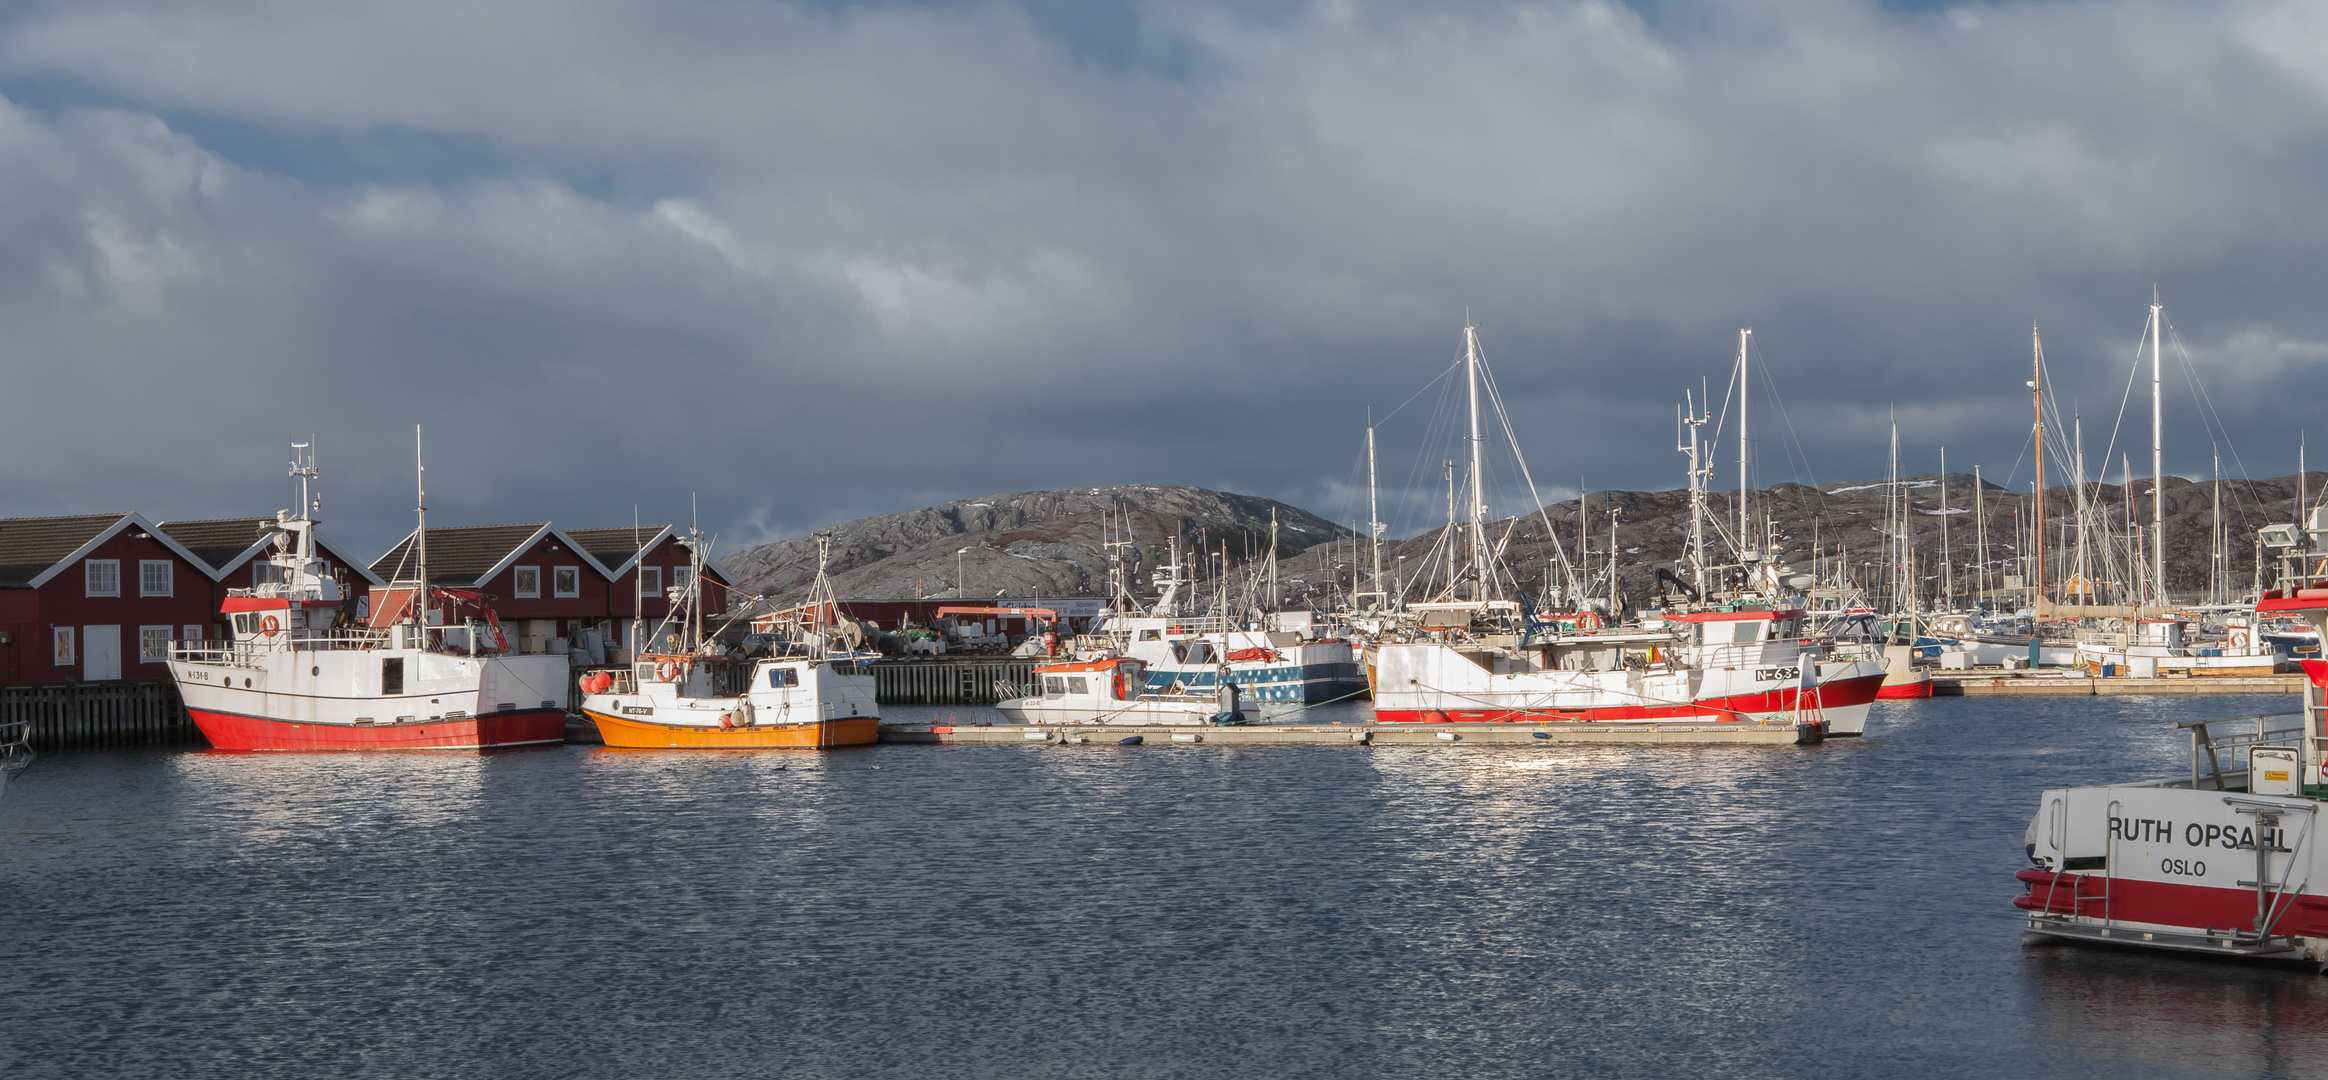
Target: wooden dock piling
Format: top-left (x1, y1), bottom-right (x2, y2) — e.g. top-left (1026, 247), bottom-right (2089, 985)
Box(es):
top-left (2, 679), bottom-right (200, 751)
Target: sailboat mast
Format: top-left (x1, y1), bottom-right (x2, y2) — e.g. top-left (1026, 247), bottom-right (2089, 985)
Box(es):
top-left (2032, 326), bottom-right (2047, 607)
top-left (1367, 423), bottom-right (1383, 610)
top-left (1464, 325), bottom-right (1489, 601)
top-left (2151, 293), bottom-right (2166, 605)
top-left (1737, 329), bottom-right (1751, 561)
top-left (2213, 452), bottom-right (2224, 606)
top-left (1940, 447), bottom-right (1951, 608)
top-left (1975, 464), bottom-right (1988, 606)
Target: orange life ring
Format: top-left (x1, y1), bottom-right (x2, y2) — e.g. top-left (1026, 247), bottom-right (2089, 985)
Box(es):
top-left (260, 615), bottom-right (280, 637)
top-left (656, 659), bottom-right (682, 682)
top-left (1576, 611), bottom-right (1602, 631)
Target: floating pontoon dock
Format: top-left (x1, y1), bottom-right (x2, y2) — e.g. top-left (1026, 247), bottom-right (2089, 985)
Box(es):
top-left (879, 720), bottom-right (1821, 747)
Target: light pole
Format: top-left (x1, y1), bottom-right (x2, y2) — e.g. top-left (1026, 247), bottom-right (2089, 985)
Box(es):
top-left (957, 548), bottom-right (969, 599)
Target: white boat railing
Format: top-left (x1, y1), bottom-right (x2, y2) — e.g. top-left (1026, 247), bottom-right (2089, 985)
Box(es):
top-left (2181, 711), bottom-right (2307, 791)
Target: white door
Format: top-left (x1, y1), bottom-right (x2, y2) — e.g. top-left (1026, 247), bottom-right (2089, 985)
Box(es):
top-left (84, 625), bottom-right (121, 681)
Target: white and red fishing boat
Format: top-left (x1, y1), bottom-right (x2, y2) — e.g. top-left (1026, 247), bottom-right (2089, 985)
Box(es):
top-left (167, 440), bottom-right (570, 751)
top-left (2014, 520), bottom-right (2328, 966)
top-left (1371, 608), bottom-right (1886, 734)
top-left (995, 654), bottom-right (1219, 725)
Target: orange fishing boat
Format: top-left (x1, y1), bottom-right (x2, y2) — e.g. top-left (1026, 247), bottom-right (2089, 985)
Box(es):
top-left (576, 533), bottom-right (878, 749)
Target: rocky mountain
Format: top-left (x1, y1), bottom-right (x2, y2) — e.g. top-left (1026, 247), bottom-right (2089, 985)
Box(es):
top-left (719, 485), bottom-right (1352, 604)
top-left (1276, 472), bottom-right (2315, 610)
top-left (722, 472), bottom-right (2314, 613)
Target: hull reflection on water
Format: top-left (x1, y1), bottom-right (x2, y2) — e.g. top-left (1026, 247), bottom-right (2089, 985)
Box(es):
top-left (2025, 948), bottom-right (2328, 1074)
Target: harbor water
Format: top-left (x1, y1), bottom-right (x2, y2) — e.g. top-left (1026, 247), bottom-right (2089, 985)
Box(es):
top-left (4, 695), bottom-right (2327, 1078)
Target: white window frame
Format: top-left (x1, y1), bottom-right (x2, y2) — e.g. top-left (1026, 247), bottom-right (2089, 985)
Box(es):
top-left (140, 560), bottom-right (173, 597)
top-left (638, 567), bottom-right (661, 597)
top-left (183, 623), bottom-right (205, 644)
top-left (553, 566), bottom-right (580, 599)
top-left (139, 625), bottom-right (172, 663)
top-left (674, 565), bottom-right (694, 592)
top-left (85, 559), bottom-right (119, 597)
top-left (513, 566), bottom-right (540, 599)
top-left (52, 626), bottom-right (74, 665)
top-left (252, 562), bottom-right (279, 587)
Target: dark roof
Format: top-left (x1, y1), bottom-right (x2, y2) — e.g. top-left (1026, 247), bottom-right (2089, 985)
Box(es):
top-left (563, 526), bottom-right (673, 570)
top-left (0, 513), bottom-right (132, 587)
top-left (153, 517), bottom-right (276, 571)
top-left (369, 524), bottom-right (547, 586)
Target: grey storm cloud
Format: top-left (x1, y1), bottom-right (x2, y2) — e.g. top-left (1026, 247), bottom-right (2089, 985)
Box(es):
top-left (0, 0), bottom-right (2324, 559)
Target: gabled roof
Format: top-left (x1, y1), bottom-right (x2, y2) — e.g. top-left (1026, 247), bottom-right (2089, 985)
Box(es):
top-left (368, 524), bottom-right (613, 587)
top-left (0, 512), bottom-right (219, 588)
top-left (154, 517), bottom-right (387, 586)
top-left (151, 517), bottom-right (275, 571)
top-left (563, 525), bottom-right (675, 576)
top-left (564, 526), bottom-right (733, 583)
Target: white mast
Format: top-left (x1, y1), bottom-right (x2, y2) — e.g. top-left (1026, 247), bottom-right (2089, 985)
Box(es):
top-left (414, 425), bottom-right (428, 605)
top-left (1737, 328), bottom-right (1752, 562)
top-left (1367, 423), bottom-right (1385, 611)
top-left (1975, 464), bottom-right (1988, 606)
top-left (1464, 324), bottom-right (1490, 601)
top-left (2150, 291), bottom-right (2166, 606)
top-left (1679, 391), bottom-right (1710, 594)
top-left (1939, 446), bottom-right (1950, 608)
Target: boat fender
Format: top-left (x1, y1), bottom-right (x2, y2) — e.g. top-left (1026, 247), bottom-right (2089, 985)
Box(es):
top-left (1531, 731), bottom-right (1551, 740)
top-left (1118, 735), bottom-right (1143, 746)
top-left (719, 712), bottom-right (736, 730)
top-left (656, 659), bottom-right (682, 682)
top-left (260, 615), bottom-right (280, 637)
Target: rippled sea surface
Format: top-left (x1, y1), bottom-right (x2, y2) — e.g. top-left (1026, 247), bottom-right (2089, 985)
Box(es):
top-left (7, 695), bottom-right (2328, 1078)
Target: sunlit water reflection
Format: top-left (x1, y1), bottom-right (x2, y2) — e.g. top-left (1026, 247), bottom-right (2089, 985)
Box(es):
top-left (0, 695), bottom-right (2313, 1078)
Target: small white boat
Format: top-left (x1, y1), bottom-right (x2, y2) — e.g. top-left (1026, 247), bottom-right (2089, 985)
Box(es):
top-left (995, 656), bottom-right (1221, 725)
top-left (0, 715), bottom-right (29, 803)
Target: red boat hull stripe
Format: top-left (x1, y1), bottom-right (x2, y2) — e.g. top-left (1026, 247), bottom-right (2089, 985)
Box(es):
top-left (188, 707), bottom-right (567, 750)
top-left (1374, 672), bottom-right (1884, 723)
top-left (2017, 868), bottom-right (2328, 937)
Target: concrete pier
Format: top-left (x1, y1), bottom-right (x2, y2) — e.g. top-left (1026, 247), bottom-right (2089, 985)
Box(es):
top-left (1932, 673), bottom-right (2302, 696)
top-left (879, 719), bottom-right (1820, 747)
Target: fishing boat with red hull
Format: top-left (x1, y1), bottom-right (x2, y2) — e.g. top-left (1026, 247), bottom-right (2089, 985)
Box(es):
top-left (167, 441), bottom-right (570, 751)
top-left (2014, 515), bottom-right (2328, 967)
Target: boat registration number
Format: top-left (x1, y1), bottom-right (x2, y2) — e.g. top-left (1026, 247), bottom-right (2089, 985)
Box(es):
top-left (1755, 667), bottom-right (1801, 682)
top-left (621, 705), bottom-right (654, 716)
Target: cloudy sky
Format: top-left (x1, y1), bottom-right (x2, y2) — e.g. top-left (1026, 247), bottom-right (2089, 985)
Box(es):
top-left (0, 0), bottom-right (2322, 558)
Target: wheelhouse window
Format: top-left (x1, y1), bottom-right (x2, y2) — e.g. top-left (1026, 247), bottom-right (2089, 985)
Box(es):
top-left (1067, 677), bottom-right (1089, 694)
top-left (139, 560), bottom-right (172, 597)
top-left (554, 567), bottom-right (580, 598)
top-left (139, 626), bottom-right (171, 663)
top-left (768, 667), bottom-right (798, 688)
top-left (252, 562), bottom-right (281, 587)
top-left (1138, 629), bottom-right (1162, 641)
top-left (381, 657), bottom-right (404, 696)
top-left (85, 560), bottom-right (119, 597)
top-left (1043, 676), bottom-right (1067, 696)
top-left (513, 566), bottom-right (540, 599)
